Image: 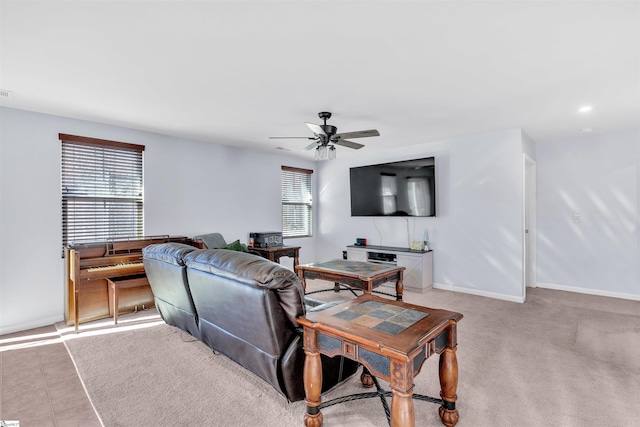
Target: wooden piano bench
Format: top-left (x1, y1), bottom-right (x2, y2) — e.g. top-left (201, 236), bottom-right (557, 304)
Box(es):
top-left (107, 274), bottom-right (153, 325)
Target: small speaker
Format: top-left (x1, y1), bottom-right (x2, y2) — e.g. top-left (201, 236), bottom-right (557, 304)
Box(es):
top-left (355, 238), bottom-right (367, 246)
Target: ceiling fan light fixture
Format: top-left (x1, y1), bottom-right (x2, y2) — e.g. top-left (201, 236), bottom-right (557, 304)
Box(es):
top-left (315, 144), bottom-right (336, 161)
top-left (315, 145), bottom-right (326, 160)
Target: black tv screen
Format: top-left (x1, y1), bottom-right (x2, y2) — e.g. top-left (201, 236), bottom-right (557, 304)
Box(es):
top-left (350, 157), bottom-right (436, 217)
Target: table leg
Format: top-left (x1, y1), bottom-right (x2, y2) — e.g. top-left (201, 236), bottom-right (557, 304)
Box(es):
top-left (438, 346), bottom-right (459, 427)
top-left (303, 348), bottom-right (323, 427)
top-left (395, 270), bottom-right (404, 301)
top-left (389, 360), bottom-right (415, 426)
top-left (293, 249), bottom-right (299, 269)
top-left (390, 388), bottom-right (415, 427)
top-left (298, 271), bottom-right (307, 293)
top-left (360, 366), bottom-right (375, 388)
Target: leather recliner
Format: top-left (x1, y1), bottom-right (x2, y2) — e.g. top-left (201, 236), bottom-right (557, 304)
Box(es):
top-left (142, 242), bottom-right (358, 402)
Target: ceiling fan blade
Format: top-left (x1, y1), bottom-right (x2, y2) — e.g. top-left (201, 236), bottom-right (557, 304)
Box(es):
top-left (302, 141), bottom-right (320, 151)
top-left (334, 139), bottom-right (365, 150)
top-left (335, 129), bottom-right (380, 139)
top-left (305, 122), bottom-right (327, 136)
top-left (268, 136), bottom-right (316, 139)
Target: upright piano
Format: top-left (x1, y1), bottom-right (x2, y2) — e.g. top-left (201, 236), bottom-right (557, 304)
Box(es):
top-left (65, 235), bottom-right (195, 331)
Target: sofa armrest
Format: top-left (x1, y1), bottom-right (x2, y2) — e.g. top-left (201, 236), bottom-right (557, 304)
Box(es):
top-left (192, 232), bottom-right (226, 249)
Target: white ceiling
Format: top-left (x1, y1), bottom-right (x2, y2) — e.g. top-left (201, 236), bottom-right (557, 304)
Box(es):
top-left (1, 1), bottom-right (638, 160)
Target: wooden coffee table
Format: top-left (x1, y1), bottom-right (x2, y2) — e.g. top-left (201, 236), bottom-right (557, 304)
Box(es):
top-left (298, 294), bottom-right (463, 427)
top-left (296, 259), bottom-right (405, 300)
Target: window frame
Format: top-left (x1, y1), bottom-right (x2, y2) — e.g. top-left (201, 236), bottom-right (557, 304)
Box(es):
top-left (281, 165), bottom-right (313, 238)
top-left (60, 133), bottom-right (145, 248)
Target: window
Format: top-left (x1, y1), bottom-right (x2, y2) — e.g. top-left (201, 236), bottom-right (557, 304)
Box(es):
top-left (380, 173), bottom-right (397, 215)
top-left (281, 166), bottom-right (313, 238)
top-left (61, 134), bottom-right (144, 246)
top-left (406, 177), bottom-right (431, 216)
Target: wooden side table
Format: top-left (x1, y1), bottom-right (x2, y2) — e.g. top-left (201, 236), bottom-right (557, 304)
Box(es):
top-left (298, 295), bottom-right (463, 427)
top-left (249, 245), bottom-right (300, 269)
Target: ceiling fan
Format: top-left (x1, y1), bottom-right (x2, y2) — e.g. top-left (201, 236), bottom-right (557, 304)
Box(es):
top-left (269, 112), bottom-right (380, 158)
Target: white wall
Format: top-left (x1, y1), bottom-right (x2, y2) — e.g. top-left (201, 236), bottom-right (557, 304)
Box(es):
top-left (522, 129), bottom-right (536, 160)
top-left (0, 107), bottom-right (315, 334)
top-left (3, 105), bottom-right (638, 334)
top-left (536, 129), bottom-right (640, 299)
top-left (316, 129), bottom-right (527, 302)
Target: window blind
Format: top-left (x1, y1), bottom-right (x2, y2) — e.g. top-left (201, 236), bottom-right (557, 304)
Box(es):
top-left (61, 134), bottom-right (144, 246)
top-left (281, 166), bottom-right (313, 238)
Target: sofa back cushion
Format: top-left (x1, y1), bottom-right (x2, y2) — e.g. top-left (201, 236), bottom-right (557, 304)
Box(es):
top-left (183, 249), bottom-right (305, 327)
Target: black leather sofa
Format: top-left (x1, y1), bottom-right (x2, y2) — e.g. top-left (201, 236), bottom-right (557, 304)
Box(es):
top-left (142, 242), bottom-right (358, 402)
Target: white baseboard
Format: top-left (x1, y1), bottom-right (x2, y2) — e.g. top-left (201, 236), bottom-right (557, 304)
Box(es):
top-left (536, 282), bottom-right (640, 301)
top-left (0, 314), bottom-right (64, 336)
top-left (433, 282), bottom-right (525, 303)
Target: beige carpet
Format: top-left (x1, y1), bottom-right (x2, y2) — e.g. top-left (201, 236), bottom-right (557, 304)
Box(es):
top-left (58, 282), bottom-right (640, 426)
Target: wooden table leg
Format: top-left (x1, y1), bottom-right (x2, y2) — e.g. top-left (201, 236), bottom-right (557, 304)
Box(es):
top-left (360, 366), bottom-right (375, 388)
top-left (298, 271), bottom-right (307, 293)
top-left (389, 360), bottom-right (415, 427)
top-left (390, 388), bottom-right (415, 427)
top-left (303, 339), bottom-right (323, 427)
top-left (395, 270), bottom-right (404, 301)
top-left (438, 327), bottom-right (459, 426)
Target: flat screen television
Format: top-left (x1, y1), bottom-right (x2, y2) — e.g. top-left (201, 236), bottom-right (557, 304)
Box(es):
top-left (350, 157), bottom-right (436, 217)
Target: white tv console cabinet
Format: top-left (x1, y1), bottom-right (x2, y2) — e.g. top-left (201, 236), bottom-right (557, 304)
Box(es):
top-left (346, 245), bottom-right (433, 293)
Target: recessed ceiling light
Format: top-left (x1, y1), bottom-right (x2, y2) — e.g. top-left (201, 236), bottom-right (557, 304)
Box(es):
top-left (578, 105), bottom-right (593, 113)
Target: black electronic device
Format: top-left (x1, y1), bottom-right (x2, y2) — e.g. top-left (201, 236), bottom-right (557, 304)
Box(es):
top-left (355, 238), bottom-right (367, 246)
top-left (367, 251), bottom-right (397, 265)
top-left (249, 232), bottom-right (283, 248)
top-left (350, 157), bottom-right (436, 217)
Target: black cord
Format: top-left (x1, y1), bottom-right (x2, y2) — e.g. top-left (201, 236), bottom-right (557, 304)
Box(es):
top-left (179, 330), bottom-right (198, 343)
